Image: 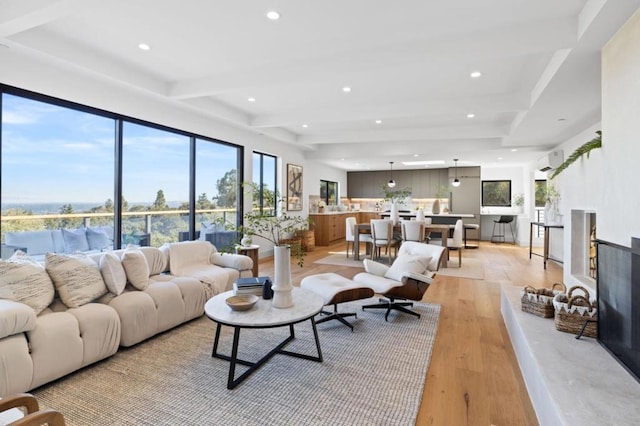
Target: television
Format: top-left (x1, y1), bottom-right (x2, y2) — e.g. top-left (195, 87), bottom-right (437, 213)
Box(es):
top-left (596, 238), bottom-right (640, 382)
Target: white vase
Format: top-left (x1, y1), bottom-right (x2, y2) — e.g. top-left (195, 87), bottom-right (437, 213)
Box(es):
top-left (272, 245), bottom-right (293, 308)
top-left (390, 203), bottom-right (400, 225)
top-left (240, 235), bottom-right (252, 246)
top-left (416, 208), bottom-right (425, 222)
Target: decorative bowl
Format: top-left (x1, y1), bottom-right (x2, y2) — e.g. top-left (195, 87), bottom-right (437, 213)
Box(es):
top-left (225, 294), bottom-right (259, 311)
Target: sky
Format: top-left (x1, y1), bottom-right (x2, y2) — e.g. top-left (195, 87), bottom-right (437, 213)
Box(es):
top-left (1, 93), bottom-right (239, 206)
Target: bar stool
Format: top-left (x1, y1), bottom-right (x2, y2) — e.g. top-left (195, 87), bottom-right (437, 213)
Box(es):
top-left (491, 215), bottom-right (516, 244)
top-left (464, 223), bottom-right (480, 248)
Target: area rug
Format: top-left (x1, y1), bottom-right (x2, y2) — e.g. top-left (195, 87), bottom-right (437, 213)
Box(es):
top-left (32, 298), bottom-right (441, 426)
top-left (436, 258), bottom-right (484, 280)
top-left (314, 251), bottom-right (366, 268)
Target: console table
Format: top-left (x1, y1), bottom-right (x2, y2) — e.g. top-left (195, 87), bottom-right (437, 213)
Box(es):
top-left (529, 221), bottom-right (564, 269)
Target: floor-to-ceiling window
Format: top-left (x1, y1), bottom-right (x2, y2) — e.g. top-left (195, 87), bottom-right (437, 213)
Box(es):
top-left (253, 152), bottom-right (276, 215)
top-left (0, 86), bottom-right (243, 253)
top-left (196, 139), bottom-right (240, 230)
top-left (1, 92), bottom-right (116, 247)
top-left (121, 121), bottom-right (190, 246)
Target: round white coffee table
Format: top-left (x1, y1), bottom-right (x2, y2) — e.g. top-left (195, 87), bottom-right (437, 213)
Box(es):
top-left (205, 287), bottom-right (324, 389)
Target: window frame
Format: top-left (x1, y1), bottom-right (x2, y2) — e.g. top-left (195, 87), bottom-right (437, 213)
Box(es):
top-left (253, 151), bottom-right (277, 215)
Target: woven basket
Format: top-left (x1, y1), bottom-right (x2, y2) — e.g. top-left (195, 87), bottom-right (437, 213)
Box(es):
top-left (521, 282), bottom-right (566, 318)
top-left (553, 285), bottom-right (598, 337)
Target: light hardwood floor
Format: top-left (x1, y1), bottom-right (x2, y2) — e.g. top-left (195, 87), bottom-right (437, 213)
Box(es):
top-left (258, 240), bottom-right (562, 426)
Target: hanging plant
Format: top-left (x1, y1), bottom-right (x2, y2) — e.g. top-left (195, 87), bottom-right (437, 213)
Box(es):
top-left (549, 131), bottom-right (602, 179)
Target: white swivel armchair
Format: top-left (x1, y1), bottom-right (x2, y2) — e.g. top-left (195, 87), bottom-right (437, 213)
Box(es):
top-left (353, 241), bottom-right (446, 320)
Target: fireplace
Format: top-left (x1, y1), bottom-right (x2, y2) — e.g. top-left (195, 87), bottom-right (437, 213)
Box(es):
top-left (596, 237), bottom-right (640, 382)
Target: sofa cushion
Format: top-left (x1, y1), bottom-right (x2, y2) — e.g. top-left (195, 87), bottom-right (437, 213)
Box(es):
top-left (62, 228), bottom-right (90, 253)
top-left (0, 252), bottom-right (55, 314)
top-left (199, 221), bottom-right (224, 241)
top-left (99, 252), bottom-right (127, 295)
top-left (5, 230), bottom-right (56, 256)
top-left (86, 227), bottom-right (111, 251)
top-left (45, 253), bottom-right (108, 308)
top-left (121, 249), bottom-right (150, 290)
top-left (384, 255), bottom-right (432, 282)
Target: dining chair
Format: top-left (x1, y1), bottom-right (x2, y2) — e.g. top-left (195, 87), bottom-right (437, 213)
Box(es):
top-left (446, 219), bottom-right (464, 267)
top-left (370, 219), bottom-right (400, 263)
top-left (401, 219), bottom-right (425, 243)
top-left (345, 216), bottom-right (372, 258)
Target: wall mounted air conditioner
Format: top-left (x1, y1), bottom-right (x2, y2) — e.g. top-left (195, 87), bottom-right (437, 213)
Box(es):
top-left (537, 150), bottom-right (564, 172)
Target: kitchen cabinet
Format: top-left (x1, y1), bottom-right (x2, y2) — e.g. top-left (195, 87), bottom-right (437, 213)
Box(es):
top-left (310, 213), bottom-right (353, 246)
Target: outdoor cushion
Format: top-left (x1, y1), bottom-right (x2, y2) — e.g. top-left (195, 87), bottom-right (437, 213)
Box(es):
top-left (62, 228), bottom-right (90, 253)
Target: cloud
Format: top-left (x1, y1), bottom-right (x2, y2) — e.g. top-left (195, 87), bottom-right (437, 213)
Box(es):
top-left (1, 110), bottom-right (36, 124)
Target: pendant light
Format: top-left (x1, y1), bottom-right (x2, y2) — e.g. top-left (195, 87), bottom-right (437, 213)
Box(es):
top-left (452, 159), bottom-right (461, 187)
top-left (387, 161), bottom-right (396, 188)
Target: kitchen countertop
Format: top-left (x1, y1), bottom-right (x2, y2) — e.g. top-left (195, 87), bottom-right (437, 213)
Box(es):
top-left (309, 210), bottom-right (380, 215)
top-left (380, 212), bottom-right (476, 218)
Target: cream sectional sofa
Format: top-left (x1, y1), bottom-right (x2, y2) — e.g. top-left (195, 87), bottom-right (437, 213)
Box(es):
top-left (0, 240), bottom-right (252, 397)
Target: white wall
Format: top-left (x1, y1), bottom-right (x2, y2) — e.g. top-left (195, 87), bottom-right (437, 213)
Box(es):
top-left (551, 8), bottom-right (640, 290)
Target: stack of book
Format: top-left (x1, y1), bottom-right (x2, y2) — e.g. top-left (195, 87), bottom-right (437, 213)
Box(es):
top-left (233, 276), bottom-right (270, 296)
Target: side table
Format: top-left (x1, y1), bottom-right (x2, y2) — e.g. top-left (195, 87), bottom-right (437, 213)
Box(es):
top-left (236, 244), bottom-right (259, 277)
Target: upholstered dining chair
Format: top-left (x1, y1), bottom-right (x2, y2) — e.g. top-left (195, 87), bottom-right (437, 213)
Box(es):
top-left (345, 216), bottom-right (372, 258)
top-left (353, 241), bottom-right (446, 320)
top-left (370, 219), bottom-right (400, 263)
top-left (401, 220), bottom-right (425, 243)
top-left (447, 219), bottom-right (464, 267)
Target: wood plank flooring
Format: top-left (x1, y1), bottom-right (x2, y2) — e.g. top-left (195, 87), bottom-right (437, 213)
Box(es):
top-left (258, 241), bottom-right (562, 426)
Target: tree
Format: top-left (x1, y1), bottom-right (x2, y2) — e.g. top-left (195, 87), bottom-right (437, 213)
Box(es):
top-left (104, 198), bottom-right (114, 212)
top-left (215, 169), bottom-right (237, 208)
top-left (152, 190), bottom-right (168, 211)
top-left (197, 193), bottom-right (213, 210)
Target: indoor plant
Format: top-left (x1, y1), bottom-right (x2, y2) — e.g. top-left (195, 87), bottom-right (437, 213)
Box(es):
top-left (512, 193), bottom-right (524, 213)
top-left (238, 183), bottom-right (310, 308)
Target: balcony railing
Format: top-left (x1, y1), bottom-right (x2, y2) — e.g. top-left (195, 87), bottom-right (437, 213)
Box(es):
top-left (1, 208), bottom-right (238, 247)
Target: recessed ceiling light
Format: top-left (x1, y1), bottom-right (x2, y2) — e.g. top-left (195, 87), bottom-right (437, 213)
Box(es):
top-left (470, 71), bottom-right (482, 78)
top-left (497, 157), bottom-right (503, 160)
top-left (266, 10), bottom-right (280, 20)
top-left (375, 119), bottom-right (382, 124)
top-left (248, 97), bottom-right (256, 102)
top-left (302, 124), bottom-right (308, 128)
top-left (511, 148), bottom-right (518, 152)
top-left (138, 43), bottom-right (151, 51)
top-left (342, 86), bottom-right (352, 93)
top-left (413, 154), bottom-right (419, 158)
top-left (467, 113), bottom-right (475, 118)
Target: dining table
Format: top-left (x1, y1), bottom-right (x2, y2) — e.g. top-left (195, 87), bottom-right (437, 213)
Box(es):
top-left (353, 222), bottom-right (451, 267)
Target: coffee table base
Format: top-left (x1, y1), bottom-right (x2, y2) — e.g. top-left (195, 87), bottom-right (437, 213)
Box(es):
top-left (211, 319), bottom-right (323, 389)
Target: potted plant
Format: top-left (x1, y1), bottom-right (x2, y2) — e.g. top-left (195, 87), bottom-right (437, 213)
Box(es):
top-left (237, 183), bottom-right (311, 308)
top-left (381, 185), bottom-right (412, 224)
top-left (512, 193), bottom-right (524, 213)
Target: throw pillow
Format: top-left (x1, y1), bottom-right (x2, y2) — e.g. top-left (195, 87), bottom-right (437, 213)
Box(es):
top-left (0, 252), bottom-right (55, 314)
top-left (99, 252), bottom-right (127, 295)
top-left (62, 228), bottom-right (90, 253)
top-left (86, 227), bottom-right (112, 251)
top-left (45, 253), bottom-right (108, 308)
top-left (121, 249), bottom-right (150, 290)
top-left (384, 255), bottom-right (432, 282)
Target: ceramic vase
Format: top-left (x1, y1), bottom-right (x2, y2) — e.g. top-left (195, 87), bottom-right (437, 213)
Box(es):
top-left (416, 208), bottom-right (425, 222)
top-left (272, 245), bottom-right (293, 308)
top-left (240, 235), bottom-right (252, 247)
top-left (390, 203), bottom-right (400, 225)
top-left (432, 199), bottom-right (441, 214)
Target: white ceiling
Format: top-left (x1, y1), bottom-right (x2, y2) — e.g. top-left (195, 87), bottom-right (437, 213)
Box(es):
top-left (1, 0), bottom-right (639, 171)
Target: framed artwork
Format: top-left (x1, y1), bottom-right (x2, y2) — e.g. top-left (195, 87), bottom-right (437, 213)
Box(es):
top-left (287, 164), bottom-right (303, 211)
